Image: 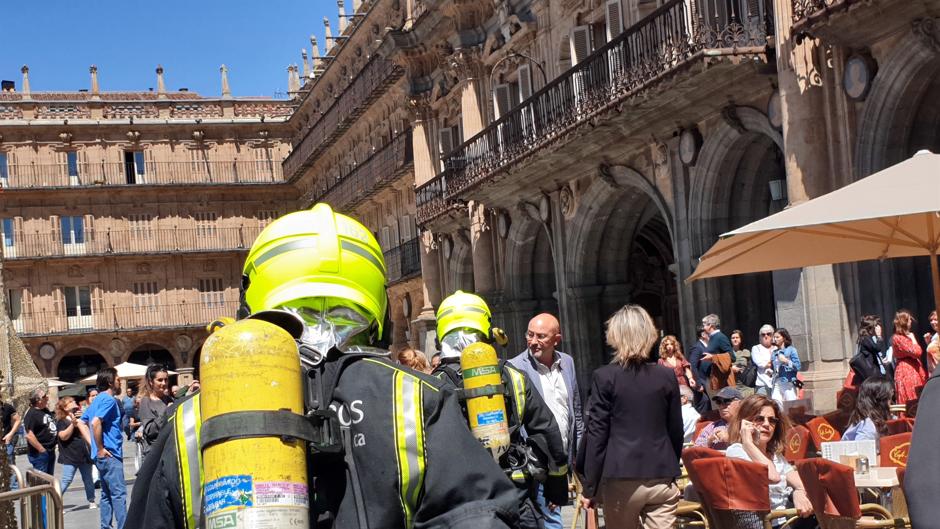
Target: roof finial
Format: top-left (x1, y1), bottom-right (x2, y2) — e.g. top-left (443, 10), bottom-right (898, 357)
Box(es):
top-left (21, 65), bottom-right (31, 98)
top-left (156, 65), bottom-right (167, 99)
top-left (90, 65), bottom-right (100, 98)
top-left (287, 65), bottom-right (300, 95)
top-left (301, 49), bottom-right (310, 79)
top-left (337, 1), bottom-right (347, 33)
top-left (323, 17), bottom-right (334, 52)
top-left (310, 35), bottom-right (322, 77)
top-left (220, 64), bottom-right (232, 98)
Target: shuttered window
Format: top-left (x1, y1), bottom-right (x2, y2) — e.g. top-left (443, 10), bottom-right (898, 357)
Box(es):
top-left (569, 26), bottom-right (593, 66)
top-left (133, 281), bottom-right (159, 312)
top-left (606, 0), bottom-right (625, 41)
top-left (493, 84), bottom-right (513, 120)
top-left (199, 277), bottom-right (225, 308)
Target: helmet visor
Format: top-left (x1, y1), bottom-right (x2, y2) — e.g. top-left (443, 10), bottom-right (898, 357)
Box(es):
top-left (280, 297), bottom-right (371, 357)
top-left (440, 329), bottom-right (487, 359)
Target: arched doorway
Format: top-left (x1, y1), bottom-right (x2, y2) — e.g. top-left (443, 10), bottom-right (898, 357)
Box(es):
top-left (855, 34), bottom-right (940, 323)
top-left (57, 348), bottom-right (109, 383)
top-left (567, 168), bottom-right (680, 370)
top-left (691, 109), bottom-right (785, 340)
top-left (128, 344), bottom-right (177, 371)
top-left (502, 214), bottom-right (560, 349)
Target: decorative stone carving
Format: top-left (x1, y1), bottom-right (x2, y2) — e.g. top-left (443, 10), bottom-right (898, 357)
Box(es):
top-left (408, 93), bottom-right (433, 122)
top-left (136, 263), bottom-right (151, 274)
top-left (175, 334), bottom-right (193, 353)
top-left (650, 140), bottom-right (669, 167)
top-left (449, 47), bottom-right (485, 81)
top-left (203, 260), bottom-right (217, 272)
top-left (560, 184), bottom-right (575, 218)
top-left (59, 132), bottom-right (73, 143)
top-left (912, 18), bottom-right (940, 53)
top-left (126, 130), bottom-right (141, 142)
top-left (68, 265), bottom-right (83, 278)
top-left (109, 338), bottom-right (126, 357)
top-left (721, 105), bottom-right (747, 134)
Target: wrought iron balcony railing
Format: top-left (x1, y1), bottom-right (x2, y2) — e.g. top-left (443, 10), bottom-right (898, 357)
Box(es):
top-left (0, 160), bottom-right (283, 189)
top-left (283, 55), bottom-right (405, 181)
top-left (790, 0), bottom-right (865, 30)
top-left (415, 0), bottom-right (774, 224)
top-left (302, 130), bottom-right (413, 211)
top-left (13, 301), bottom-right (239, 337)
top-left (1, 226), bottom-right (262, 260)
top-left (384, 237), bottom-right (422, 284)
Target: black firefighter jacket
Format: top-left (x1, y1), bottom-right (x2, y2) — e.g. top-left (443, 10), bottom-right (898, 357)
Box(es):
top-left (434, 358), bottom-right (570, 506)
top-left (126, 354), bottom-right (521, 529)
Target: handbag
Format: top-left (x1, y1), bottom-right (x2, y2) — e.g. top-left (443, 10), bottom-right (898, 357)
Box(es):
top-left (740, 358), bottom-right (759, 388)
top-left (849, 344), bottom-right (878, 381)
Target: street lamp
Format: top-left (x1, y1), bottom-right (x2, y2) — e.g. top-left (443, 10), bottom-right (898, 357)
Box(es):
top-left (491, 51), bottom-right (549, 88)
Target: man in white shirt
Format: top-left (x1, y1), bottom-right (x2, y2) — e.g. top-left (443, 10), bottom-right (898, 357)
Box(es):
top-left (750, 324), bottom-right (777, 396)
top-left (680, 385), bottom-right (700, 443)
top-left (509, 313), bottom-right (584, 529)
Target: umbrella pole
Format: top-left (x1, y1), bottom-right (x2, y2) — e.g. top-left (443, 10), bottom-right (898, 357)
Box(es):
top-left (932, 249), bottom-right (940, 313)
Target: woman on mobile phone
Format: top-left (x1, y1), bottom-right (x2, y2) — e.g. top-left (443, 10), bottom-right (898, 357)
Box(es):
top-left (55, 397), bottom-right (97, 509)
top-left (726, 395), bottom-right (813, 528)
top-left (770, 328), bottom-right (801, 403)
top-left (137, 364), bottom-right (173, 457)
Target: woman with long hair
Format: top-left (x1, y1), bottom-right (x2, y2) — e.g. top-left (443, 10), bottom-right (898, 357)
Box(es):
top-left (397, 348), bottom-right (431, 374)
top-left (137, 364), bottom-right (173, 457)
top-left (852, 315), bottom-right (890, 385)
top-left (843, 376), bottom-right (894, 443)
top-left (658, 335), bottom-right (696, 389)
top-left (55, 396), bottom-right (96, 508)
top-left (771, 328), bottom-right (801, 403)
top-left (891, 310), bottom-right (927, 405)
top-left (726, 394), bottom-right (812, 527)
top-left (579, 305), bottom-right (683, 529)
top-left (731, 329), bottom-right (755, 396)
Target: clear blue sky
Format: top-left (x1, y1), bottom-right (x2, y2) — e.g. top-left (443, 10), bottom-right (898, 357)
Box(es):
top-left (1, 1), bottom-right (339, 98)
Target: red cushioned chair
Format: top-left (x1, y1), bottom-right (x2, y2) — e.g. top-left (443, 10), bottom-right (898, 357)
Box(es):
top-left (884, 419), bottom-right (914, 436)
top-left (784, 425), bottom-right (811, 463)
top-left (689, 457), bottom-right (799, 529)
top-left (807, 416), bottom-right (842, 450)
top-left (679, 447), bottom-right (723, 529)
top-left (879, 432), bottom-right (911, 468)
top-left (693, 420), bottom-right (715, 443)
top-left (795, 458), bottom-right (907, 529)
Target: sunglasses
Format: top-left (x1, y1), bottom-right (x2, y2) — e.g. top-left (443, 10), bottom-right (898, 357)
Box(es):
top-left (751, 415), bottom-right (780, 425)
top-left (760, 332), bottom-right (773, 336)
top-left (712, 398), bottom-right (736, 405)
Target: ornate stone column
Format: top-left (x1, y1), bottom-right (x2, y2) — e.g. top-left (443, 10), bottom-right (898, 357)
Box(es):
top-left (409, 95), bottom-right (437, 187)
top-left (414, 229), bottom-right (443, 355)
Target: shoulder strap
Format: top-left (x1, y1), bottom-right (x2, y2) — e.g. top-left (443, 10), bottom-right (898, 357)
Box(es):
top-left (173, 393), bottom-right (202, 529)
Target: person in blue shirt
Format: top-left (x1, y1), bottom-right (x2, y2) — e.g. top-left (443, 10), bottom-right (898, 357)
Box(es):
top-left (770, 328), bottom-right (801, 403)
top-left (843, 376), bottom-right (894, 446)
top-left (81, 367), bottom-right (126, 529)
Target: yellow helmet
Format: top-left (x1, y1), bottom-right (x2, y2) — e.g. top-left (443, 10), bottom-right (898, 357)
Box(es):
top-left (436, 290), bottom-right (491, 340)
top-left (242, 203), bottom-right (388, 335)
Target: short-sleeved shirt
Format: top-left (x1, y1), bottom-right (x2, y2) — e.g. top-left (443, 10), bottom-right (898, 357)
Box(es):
top-left (726, 443), bottom-right (794, 513)
top-left (23, 407), bottom-right (57, 456)
top-left (56, 418), bottom-right (92, 466)
top-left (694, 419), bottom-right (730, 450)
top-left (1, 402), bottom-right (17, 438)
top-left (81, 392), bottom-right (123, 460)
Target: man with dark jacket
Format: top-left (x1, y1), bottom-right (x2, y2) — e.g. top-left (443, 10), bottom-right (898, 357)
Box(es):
top-left (687, 326), bottom-right (712, 414)
top-left (702, 314), bottom-right (736, 397)
top-left (906, 368), bottom-right (940, 528)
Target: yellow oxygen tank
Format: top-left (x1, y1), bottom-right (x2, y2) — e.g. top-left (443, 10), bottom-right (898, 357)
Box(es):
top-left (461, 342), bottom-right (511, 459)
top-left (200, 318), bottom-right (308, 529)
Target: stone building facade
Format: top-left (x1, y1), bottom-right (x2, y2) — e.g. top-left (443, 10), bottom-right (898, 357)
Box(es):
top-left (284, 0), bottom-right (426, 353)
top-left (385, 0), bottom-right (940, 409)
top-left (0, 65), bottom-right (294, 382)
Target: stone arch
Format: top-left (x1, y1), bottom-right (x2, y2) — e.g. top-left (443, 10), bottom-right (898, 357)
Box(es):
top-left (55, 347), bottom-right (111, 383)
top-left (688, 106), bottom-right (784, 336)
top-left (500, 210), bottom-right (559, 347)
top-left (852, 24), bottom-right (940, 320)
top-left (445, 233), bottom-right (474, 295)
top-left (126, 342), bottom-right (180, 370)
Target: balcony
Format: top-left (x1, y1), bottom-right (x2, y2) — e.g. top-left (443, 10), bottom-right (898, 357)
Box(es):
top-left (384, 237), bottom-right (422, 284)
top-left (302, 130), bottom-right (414, 211)
top-left (283, 55), bottom-right (405, 181)
top-left (416, 0), bottom-right (775, 226)
top-left (2, 226), bottom-right (263, 261)
top-left (0, 160), bottom-right (284, 189)
top-left (790, 0), bottom-right (930, 46)
top-left (13, 301), bottom-right (239, 337)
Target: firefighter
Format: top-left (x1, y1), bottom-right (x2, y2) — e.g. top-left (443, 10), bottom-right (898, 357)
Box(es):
top-left (126, 204), bottom-right (520, 529)
top-left (433, 291), bottom-right (569, 529)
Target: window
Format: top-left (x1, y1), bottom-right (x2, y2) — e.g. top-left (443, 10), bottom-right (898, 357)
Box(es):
top-left (2, 218), bottom-right (13, 247)
top-left (64, 285), bottom-right (92, 325)
top-left (133, 281), bottom-right (159, 312)
top-left (6, 289), bottom-right (21, 320)
top-left (61, 216), bottom-right (85, 245)
top-left (124, 151), bottom-right (146, 184)
top-left (258, 210), bottom-right (279, 227)
top-left (66, 151), bottom-right (79, 184)
top-left (195, 212), bottom-right (217, 237)
top-left (199, 277), bottom-right (225, 308)
top-left (0, 152), bottom-right (8, 186)
top-left (129, 214), bottom-right (153, 238)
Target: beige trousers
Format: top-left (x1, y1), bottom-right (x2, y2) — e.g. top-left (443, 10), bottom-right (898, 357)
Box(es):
top-left (600, 478), bottom-right (680, 529)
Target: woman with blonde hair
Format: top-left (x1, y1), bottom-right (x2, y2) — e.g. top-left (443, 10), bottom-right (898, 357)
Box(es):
top-left (658, 335), bottom-right (696, 389)
top-left (579, 305), bottom-right (683, 529)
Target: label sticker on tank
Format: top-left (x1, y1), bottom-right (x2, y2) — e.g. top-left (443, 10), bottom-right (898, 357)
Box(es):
top-left (205, 475), bottom-right (254, 514)
top-left (254, 481), bottom-right (309, 507)
top-left (464, 365), bottom-right (499, 378)
top-left (476, 410), bottom-right (505, 426)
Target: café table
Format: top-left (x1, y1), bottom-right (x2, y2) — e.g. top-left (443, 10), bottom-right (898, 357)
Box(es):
top-left (855, 466), bottom-right (908, 518)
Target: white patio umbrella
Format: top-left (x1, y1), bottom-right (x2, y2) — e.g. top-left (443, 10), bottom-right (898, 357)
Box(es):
top-left (79, 361), bottom-right (178, 384)
top-left (688, 150), bottom-right (940, 312)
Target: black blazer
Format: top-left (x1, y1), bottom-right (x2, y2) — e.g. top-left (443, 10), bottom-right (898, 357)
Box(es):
top-left (688, 340), bottom-right (711, 386)
top-left (577, 362), bottom-right (683, 498)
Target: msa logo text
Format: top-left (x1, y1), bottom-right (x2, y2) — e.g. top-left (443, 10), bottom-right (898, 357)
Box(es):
top-left (208, 513), bottom-right (238, 529)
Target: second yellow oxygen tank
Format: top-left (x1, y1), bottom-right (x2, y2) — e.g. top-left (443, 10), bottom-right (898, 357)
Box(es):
top-left (200, 318), bottom-right (308, 529)
top-left (461, 342), bottom-right (511, 459)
